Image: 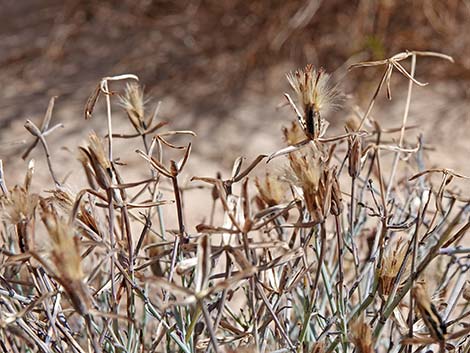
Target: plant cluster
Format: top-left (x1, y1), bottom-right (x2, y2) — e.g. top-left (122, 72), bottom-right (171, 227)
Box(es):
top-left (0, 51), bottom-right (469, 353)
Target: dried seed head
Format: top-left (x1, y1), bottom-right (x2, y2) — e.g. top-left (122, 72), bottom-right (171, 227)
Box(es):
top-left (287, 65), bottom-right (340, 139)
top-left (289, 152), bottom-right (322, 187)
top-left (288, 152), bottom-right (321, 195)
top-left (379, 239), bottom-right (409, 296)
top-left (87, 132), bottom-right (110, 170)
top-left (45, 189), bottom-right (74, 214)
top-left (41, 189), bottom-right (99, 242)
top-left (1, 186), bottom-right (39, 224)
top-left (349, 319), bottom-right (374, 353)
top-left (1, 185), bottom-right (39, 252)
top-left (287, 150), bottom-right (325, 220)
top-left (287, 65), bottom-right (339, 118)
top-left (255, 172), bottom-right (286, 208)
top-left (79, 132), bottom-right (111, 189)
top-left (41, 208), bottom-right (84, 282)
top-left (40, 202), bottom-right (91, 315)
top-left (282, 121), bottom-right (305, 146)
top-left (120, 82), bottom-right (146, 131)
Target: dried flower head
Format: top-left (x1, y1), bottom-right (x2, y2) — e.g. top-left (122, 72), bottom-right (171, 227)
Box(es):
top-left (282, 121), bottom-right (305, 146)
top-left (1, 186), bottom-right (39, 224)
top-left (42, 210), bottom-right (83, 282)
top-left (286, 65), bottom-right (340, 139)
top-left (379, 239), bottom-right (409, 296)
top-left (41, 202), bottom-right (91, 315)
top-left (288, 152), bottom-right (321, 195)
top-left (255, 172), bottom-right (286, 208)
top-left (79, 132), bottom-right (111, 189)
top-left (349, 319), bottom-right (374, 353)
top-left (287, 150), bottom-right (325, 220)
top-left (1, 185), bottom-right (39, 252)
top-left (120, 82), bottom-right (147, 132)
top-left (87, 132), bottom-right (110, 170)
top-left (44, 189), bottom-right (74, 214)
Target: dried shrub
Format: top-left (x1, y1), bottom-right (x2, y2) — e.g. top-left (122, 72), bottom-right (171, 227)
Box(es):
top-left (0, 51), bottom-right (469, 353)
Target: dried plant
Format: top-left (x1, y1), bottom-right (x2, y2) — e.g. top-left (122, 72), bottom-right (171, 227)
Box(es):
top-left (349, 319), bottom-right (374, 353)
top-left (0, 51), bottom-right (469, 353)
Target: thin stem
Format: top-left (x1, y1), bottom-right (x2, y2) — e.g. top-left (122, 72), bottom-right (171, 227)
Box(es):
top-left (385, 54), bottom-right (416, 200)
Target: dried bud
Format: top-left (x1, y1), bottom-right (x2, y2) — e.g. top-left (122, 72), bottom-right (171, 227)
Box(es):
top-left (330, 173), bottom-right (343, 216)
top-left (348, 135), bottom-right (362, 178)
top-left (23, 159), bottom-right (35, 191)
top-left (211, 172), bottom-right (222, 201)
top-left (195, 234), bottom-right (211, 293)
top-left (412, 282), bottom-right (446, 341)
top-left (318, 167), bottom-right (334, 218)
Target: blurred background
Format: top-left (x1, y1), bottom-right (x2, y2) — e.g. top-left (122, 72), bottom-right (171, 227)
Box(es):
top-left (1, 0), bottom-right (469, 195)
